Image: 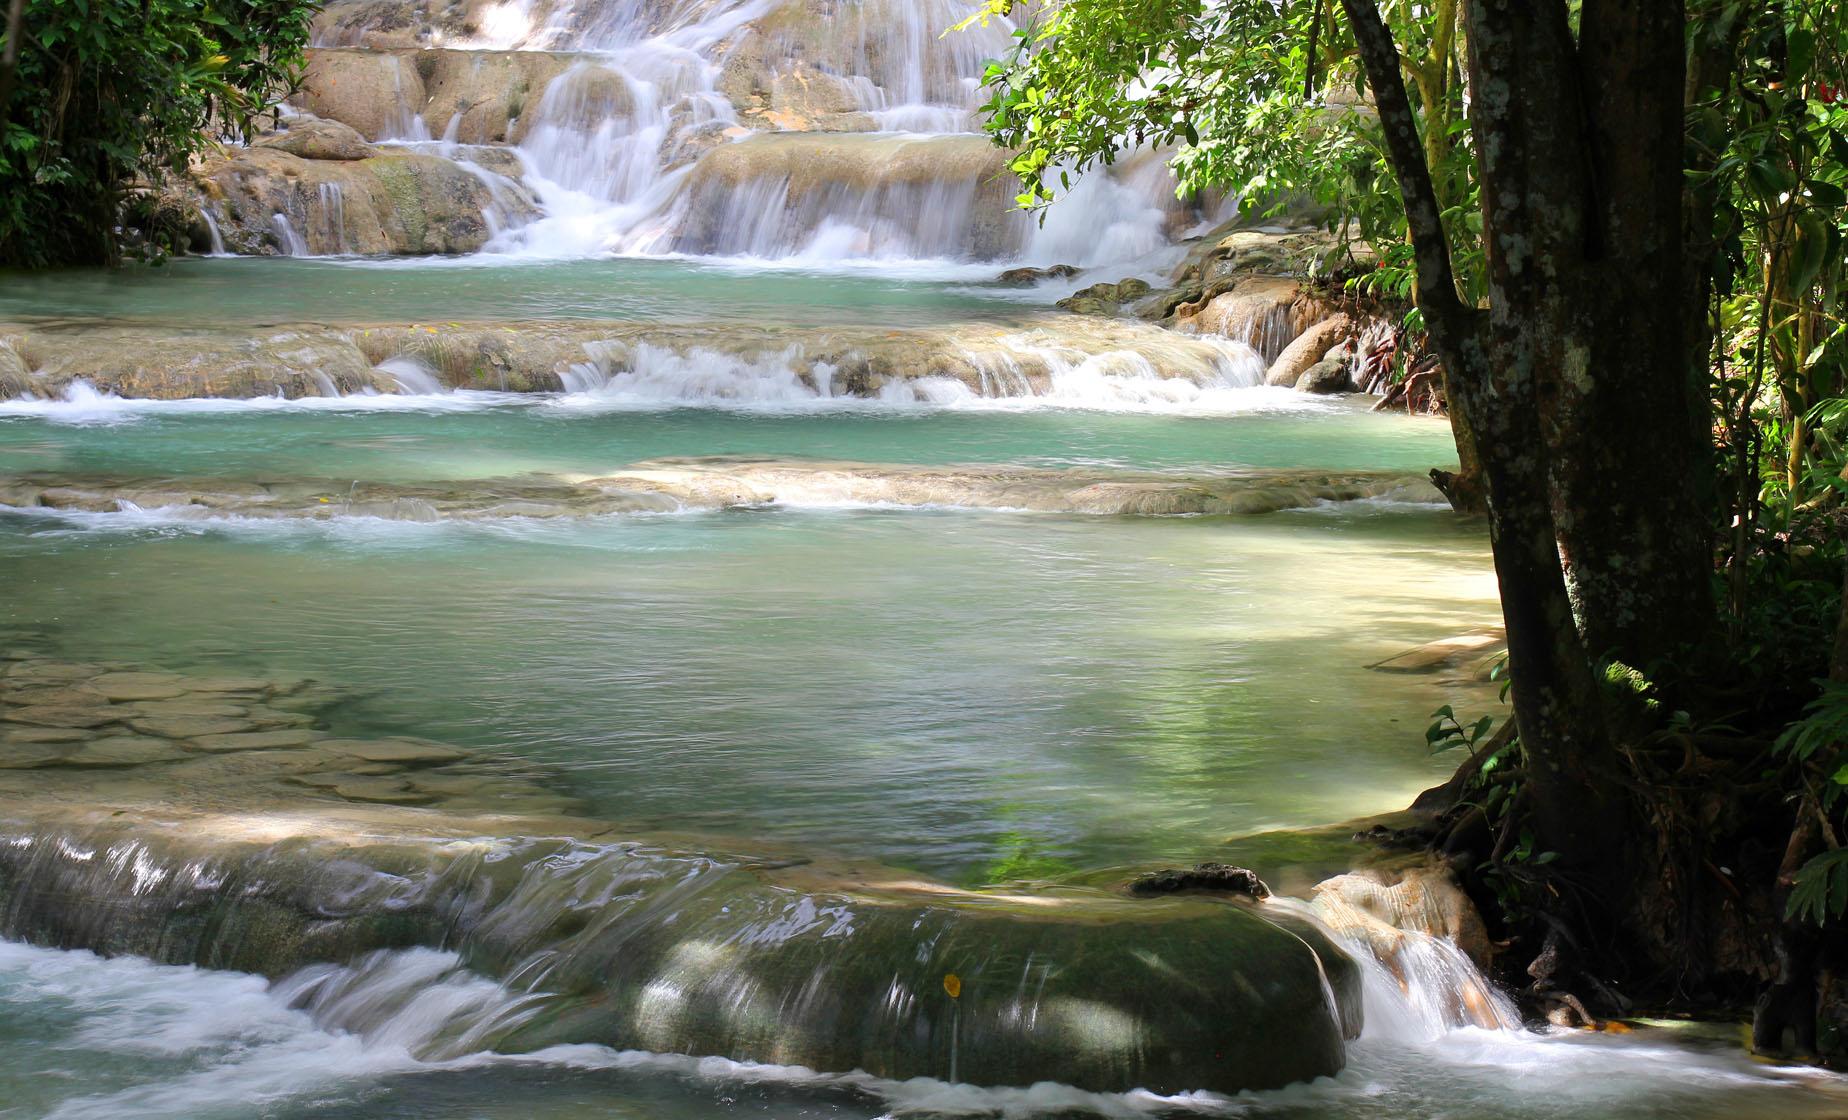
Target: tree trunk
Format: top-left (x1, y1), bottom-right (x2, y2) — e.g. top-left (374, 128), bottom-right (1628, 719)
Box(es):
top-left (1340, 0), bottom-right (1620, 873)
top-left (1562, 0), bottom-right (1714, 669)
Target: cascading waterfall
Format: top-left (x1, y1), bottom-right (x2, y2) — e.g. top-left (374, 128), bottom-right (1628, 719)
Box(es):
top-left (346, 0), bottom-right (1206, 266)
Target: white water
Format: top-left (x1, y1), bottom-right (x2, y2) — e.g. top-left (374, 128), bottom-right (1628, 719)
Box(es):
top-left (303, 0), bottom-right (1207, 270)
top-left (4, 916), bottom-right (1837, 1120)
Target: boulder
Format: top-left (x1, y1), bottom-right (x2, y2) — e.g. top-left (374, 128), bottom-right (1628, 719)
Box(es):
top-left (421, 49), bottom-right (582, 146)
top-left (996, 264), bottom-right (1079, 285)
top-left (1129, 862), bottom-right (1271, 898)
top-left (1056, 277), bottom-right (1153, 316)
top-left (1266, 313), bottom-right (1353, 387)
top-left (255, 116), bottom-right (376, 161)
top-left (295, 49), bottom-right (425, 140)
top-left (1173, 276), bottom-right (1305, 359)
top-left (193, 146), bottom-right (537, 256)
top-left (1297, 357), bottom-right (1353, 394)
top-left (0, 335), bottom-right (30, 398)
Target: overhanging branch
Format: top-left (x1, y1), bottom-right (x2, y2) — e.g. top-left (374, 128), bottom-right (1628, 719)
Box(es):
top-left (1336, 0), bottom-right (1467, 330)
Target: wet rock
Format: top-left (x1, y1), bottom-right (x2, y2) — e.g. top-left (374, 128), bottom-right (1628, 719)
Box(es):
top-left (997, 264), bottom-right (1079, 285)
top-left (83, 672), bottom-right (189, 702)
top-left (672, 133), bottom-right (1023, 260)
top-left (61, 737), bottom-right (191, 767)
top-left (1369, 630), bottom-right (1507, 673)
top-left (1057, 277), bottom-right (1153, 317)
top-left (1, 726), bottom-right (90, 744)
top-left (6, 322), bottom-right (389, 399)
top-left (321, 738), bottom-right (466, 766)
top-left (245, 707), bottom-right (317, 729)
top-left (1128, 862), bottom-right (1272, 899)
top-left (333, 777), bottom-right (437, 804)
top-left (188, 729), bottom-right (321, 753)
top-left (1266, 313), bottom-right (1353, 387)
top-left (194, 146), bottom-right (538, 257)
top-left (255, 116), bottom-right (377, 161)
top-left (0, 808), bottom-right (1363, 1095)
top-left (129, 699), bottom-right (250, 719)
top-left (184, 677), bottom-right (277, 694)
top-left (128, 715), bottom-right (258, 739)
top-left (0, 743), bottom-right (68, 769)
top-left (295, 48), bottom-right (424, 140)
top-left (4, 705), bottom-right (123, 729)
top-left (3, 661), bottom-right (102, 683)
top-left (1128, 284), bottom-right (1202, 322)
top-left (1297, 357), bottom-right (1353, 394)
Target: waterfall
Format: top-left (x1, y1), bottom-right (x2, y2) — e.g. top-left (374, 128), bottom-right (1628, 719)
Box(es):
top-left (271, 213), bottom-right (309, 257)
top-left (199, 209), bottom-right (227, 256)
top-left (405, 0), bottom-right (1204, 268)
top-left (374, 356), bottom-right (447, 395)
top-left (317, 183), bottom-right (349, 254)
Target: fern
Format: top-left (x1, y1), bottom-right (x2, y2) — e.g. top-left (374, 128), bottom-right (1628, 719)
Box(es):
top-left (1788, 847), bottom-right (1848, 924)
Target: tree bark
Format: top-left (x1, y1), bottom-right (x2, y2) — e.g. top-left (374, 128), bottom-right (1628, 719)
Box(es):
top-left (1563, 0), bottom-right (1714, 669)
top-left (1340, 0), bottom-right (1618, 872)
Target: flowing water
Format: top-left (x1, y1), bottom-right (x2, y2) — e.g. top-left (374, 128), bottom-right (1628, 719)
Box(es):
top-left (1, 1), bottom-right (1841, 1116)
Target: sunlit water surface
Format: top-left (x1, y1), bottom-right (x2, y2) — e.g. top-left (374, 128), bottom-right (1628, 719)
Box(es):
top-left (0, 324), bottom-right (1838, 1119)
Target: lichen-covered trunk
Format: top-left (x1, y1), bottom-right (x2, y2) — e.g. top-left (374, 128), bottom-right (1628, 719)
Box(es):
top-left (1561, 0), bottom-right (1713, 668)
top-left (1459, 0), bottom-right (1629, 871)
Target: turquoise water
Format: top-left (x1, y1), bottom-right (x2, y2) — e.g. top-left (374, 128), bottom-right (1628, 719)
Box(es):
top-left (0, 399), bottom-right (1458, 481)
top-left (0, 257), bottom-right (1035, 328)
top-left (0, 500), bottom-right (1497, 881)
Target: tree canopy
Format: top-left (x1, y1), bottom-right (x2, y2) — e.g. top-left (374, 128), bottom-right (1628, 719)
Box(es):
top-left (0, 0), bottom-right (318, 266)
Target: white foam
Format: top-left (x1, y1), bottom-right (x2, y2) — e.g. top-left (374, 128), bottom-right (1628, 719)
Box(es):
top-left (6, 937), bottom-right (1839, 1120)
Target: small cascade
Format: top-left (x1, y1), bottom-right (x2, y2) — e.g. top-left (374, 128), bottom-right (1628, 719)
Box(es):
top-left (374, 356), bottom-right (447, 395)
top-left (0, 810), bottom-right (1362, 1095)
top-left (317, 183), bottom-right (350, 254)
top-left (199, 209), bottom-right (228, 256)
top-left (271, 213), bottom-right (310, 257)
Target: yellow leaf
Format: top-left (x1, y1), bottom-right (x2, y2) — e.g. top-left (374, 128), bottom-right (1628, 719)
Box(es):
top-left (943, 973), bottom-right (961, 999)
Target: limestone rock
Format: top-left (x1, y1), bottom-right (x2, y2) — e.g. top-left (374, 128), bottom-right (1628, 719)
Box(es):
top-left (188, 729), bottom-right (321, 753)
top-left (321, 738), bottom-right (467, 765)
top-left (671, 133), bottom-right (1023, 260)
top-left (1, 726), bottom-right (90, 744)
top-left (4, 705), bottom-right (122, 729)
top-left (1297, 358), bottom-right (1353, 394)
top-left (333, 777), bottom-right (437, 804)
top-left (255, 116), bottom-right (376, 161)
top-left (997, 264), bottom-right (1079, 285)
top-left (128, 715), bottom-right (257, 739)
top-left (1266, 314), bottom-right (1353, 387)
top-left (61, 736), bottom-right (191, 767)
top-left (1174, 276), bottom-right (1308, 360)
top-left (1056, 277), bottom-right (1153, 317)
top-left (193, 146), bottom-right (537, 256)
top-left (83, 672), bottom-right (189, 702)
top-left (295, 49), bottom-right (425, 140)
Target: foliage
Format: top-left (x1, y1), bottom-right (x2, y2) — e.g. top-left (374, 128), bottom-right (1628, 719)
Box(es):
top-left (961, 0), bottom-right (1485, 306)
top-left (0, 0), bottom-right (318, 266)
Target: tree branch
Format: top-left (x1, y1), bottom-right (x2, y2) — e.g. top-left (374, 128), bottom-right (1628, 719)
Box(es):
top-left (1336, 0), bottom-right (1466, 328)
